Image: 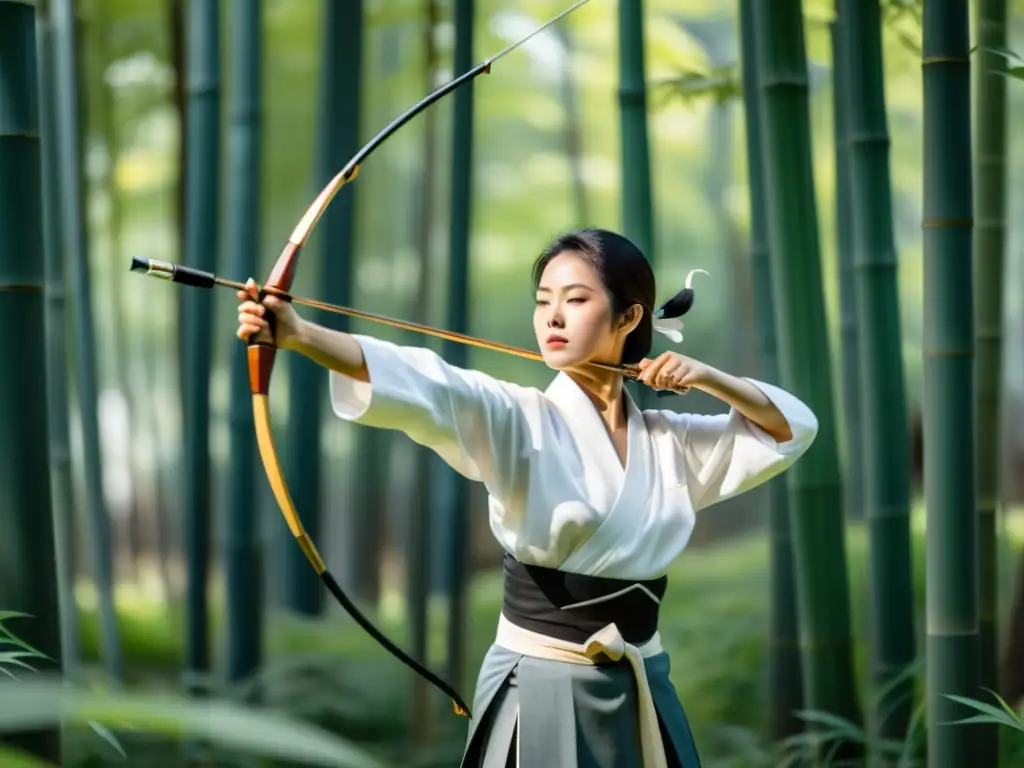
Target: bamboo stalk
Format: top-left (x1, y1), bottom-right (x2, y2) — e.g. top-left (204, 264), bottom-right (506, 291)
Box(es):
top-left (36, 0), bottom-right (80, 685)
top-left (223, 0), bottom-right (264, 685)
top-left (750, 0), bottom-right (863, 756)
top-left (180, 0), bottom-right (221, 691)
top-left (0, 0), bottom-right (63, 760)
top-left (299, 0), bottom-right (368, 618)
top-left (837, 0), bottom-right (917, 755)
top-left (409, 0), bottom-right (439, 742)
top-left (922, 1), bottom-right (981, 764)
top-left (830, 14), bottom-right (865, 524)
top-left (441, 0), bottom-right (477, 696)
top-left (971, 2), bottom-right (1008, 763)
top-left (618, 0), bottom-right (654, 410)
top-left (52, 0), bottom-right (123, 685)
top-left (737, 0), bottom-right (804, 742)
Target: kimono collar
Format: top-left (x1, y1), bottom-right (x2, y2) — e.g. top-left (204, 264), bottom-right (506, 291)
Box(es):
top-left (544, 372), bottom-right (644, 474)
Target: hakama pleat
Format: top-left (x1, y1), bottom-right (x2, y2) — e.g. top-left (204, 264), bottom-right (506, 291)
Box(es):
top-left (461, 645), bottom-right (702, 768)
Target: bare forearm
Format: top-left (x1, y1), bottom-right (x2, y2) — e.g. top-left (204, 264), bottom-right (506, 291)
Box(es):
top-left (286, 320), bottom-right (370, 383)
top-left (695, 368), bottom-right (793, 443)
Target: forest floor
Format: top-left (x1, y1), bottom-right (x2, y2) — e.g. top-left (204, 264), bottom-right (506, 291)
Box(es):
top-left (65, 505), bottom-right (1024, 767)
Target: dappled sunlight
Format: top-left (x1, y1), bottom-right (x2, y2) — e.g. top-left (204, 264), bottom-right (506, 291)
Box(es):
top-left (3, 0), bottom-right (1023, 765)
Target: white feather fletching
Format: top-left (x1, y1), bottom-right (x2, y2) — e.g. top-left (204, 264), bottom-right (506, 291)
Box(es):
top-left (653, 317), bottom-right (683, 344)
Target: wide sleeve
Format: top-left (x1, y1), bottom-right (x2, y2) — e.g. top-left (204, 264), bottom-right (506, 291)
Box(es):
top-left (328, 334), bottom-right (534, 500)
top-left (656, 378), bottom-right (818, 512)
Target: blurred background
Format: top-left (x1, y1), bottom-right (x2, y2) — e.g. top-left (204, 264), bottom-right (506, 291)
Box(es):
top-left (2, 0), bottom-right (1024, 766)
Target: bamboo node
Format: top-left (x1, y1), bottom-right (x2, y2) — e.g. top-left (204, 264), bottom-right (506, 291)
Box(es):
top-left (616, 86), bottom-right (647, 104)
top-left (921, 219), bottom-right (973, 229)
top-left (920, 56), bottom-right (969, 65)
top-left (847, 131), bottom-right (891, 145)
top-left (975, 326), bottom-right (1002, 341)
top-left (757, 75), bottom-right (808, 89)
top-left (923, 349), bottom-right (974, 358)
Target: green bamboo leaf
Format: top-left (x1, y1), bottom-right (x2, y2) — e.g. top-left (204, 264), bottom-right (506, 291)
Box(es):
top-left (943, 713), bottom-right (1011, 727)
top-left (0, 611), bottom-right (34, 623)
top-left (0, 654), bottom-right (38, 673)
top-left (972, 43), bottom-right (1024, 62)
top-left (939, 694), bottom-right (1024, 732)
top-left (940, 693), bottom-right (1021, 723)
top-left (872, 738), bottom-right (909, 756)
top-left (87, 720), bottom-right (127, 759)
top-left (793, 709), bottom-right (866, 741)
top-left (993, 66), bottom-right (1024, 82)
top-left (778, 732), bottom-right (822, 750)
top-left (866, 658), bottom-right (922, 709)
top-left (0, 631), bottom-right (50, 660)
top-left (978, 687), bottom-right (1024, 722)
top-left (0, 677), bottom-right (388, 767)
top-left (0, 650), bottom-right (41, 662)
top-left (650, 65), bottom-right (742, 109)
top-left (898, 702), bottom-right (927, 767)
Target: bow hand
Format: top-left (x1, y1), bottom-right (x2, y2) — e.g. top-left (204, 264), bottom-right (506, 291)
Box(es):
top-left (236, 278), bottom-right (302, 350)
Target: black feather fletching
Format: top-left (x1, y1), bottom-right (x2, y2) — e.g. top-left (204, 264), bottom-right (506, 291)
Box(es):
top-left (653, 268), bottom-right (708, 320)
top-left (654, 288), bottom-right (694, 319)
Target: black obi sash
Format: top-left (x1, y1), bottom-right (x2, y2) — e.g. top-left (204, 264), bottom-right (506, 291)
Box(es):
top-left (500, 552), bottom-right (667, 645)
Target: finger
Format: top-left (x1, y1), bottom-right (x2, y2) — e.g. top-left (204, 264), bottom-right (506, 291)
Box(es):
top-left (678, 370), bottom-right (700, 388)
top-left (245, 278), bottom-right (260, 299)
top-left (649, 357), bottom-right (684, 390)
top-left (237, 306), bottom-right (267, 326)
top-left (640, 352), bottom-right (672, 384)
top-left (659, 366), bottom-right (688, 391)
top-left (637, 357), bottom-right (658, 381)
top-left (653, 367), bottom-right (678, 390)
top-left (263, 295), bottom-right (285, 310)
top-left (238, 301), bottom-right (265, 316)
top-left (237, 322), bottom-right (262, 340)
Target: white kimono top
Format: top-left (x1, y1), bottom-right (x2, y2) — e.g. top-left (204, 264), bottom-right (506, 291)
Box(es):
top-left (329, 335), bottom-right (818, 582)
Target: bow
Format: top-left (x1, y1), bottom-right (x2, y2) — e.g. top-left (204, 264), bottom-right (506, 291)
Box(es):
top-left (245, 0), bottom-right (594, 719)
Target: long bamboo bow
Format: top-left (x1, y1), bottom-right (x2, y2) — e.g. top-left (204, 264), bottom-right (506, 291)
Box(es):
top-left (135, 0), bottom-right (598, 720)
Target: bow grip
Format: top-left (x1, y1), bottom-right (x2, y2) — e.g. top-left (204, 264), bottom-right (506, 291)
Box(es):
top-left (247, 242), bottom-right (302, 395)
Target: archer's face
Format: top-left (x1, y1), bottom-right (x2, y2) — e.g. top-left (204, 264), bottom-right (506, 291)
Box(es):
top-left (533, 252), bottom-right (634, 371)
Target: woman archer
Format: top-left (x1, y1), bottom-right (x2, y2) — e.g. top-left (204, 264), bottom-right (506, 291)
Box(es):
top-left (236, 228), bottom-right (817, 768)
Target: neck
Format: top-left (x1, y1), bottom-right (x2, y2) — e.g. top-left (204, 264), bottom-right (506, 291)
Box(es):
top-left (565, 367), bottom-right (628, 428)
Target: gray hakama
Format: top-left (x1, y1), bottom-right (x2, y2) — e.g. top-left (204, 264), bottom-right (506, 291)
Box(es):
top-left (458, 555), bottom-right (703, 768)
top-left (460, 644), bottom-right (702, 767)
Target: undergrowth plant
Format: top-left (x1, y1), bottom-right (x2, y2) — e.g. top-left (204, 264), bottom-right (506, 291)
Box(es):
top-left (0, 610), bottom-right (390, 768)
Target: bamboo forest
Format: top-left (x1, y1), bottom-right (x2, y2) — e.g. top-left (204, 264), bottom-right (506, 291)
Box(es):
top-left (3, 0), bottom-right (1024, 765)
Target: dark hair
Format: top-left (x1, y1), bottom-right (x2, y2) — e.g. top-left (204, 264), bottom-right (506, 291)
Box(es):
top-left (531, 228), bottom-right (655, 365)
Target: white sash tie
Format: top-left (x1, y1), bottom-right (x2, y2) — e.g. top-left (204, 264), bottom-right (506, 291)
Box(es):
top-left (494, 613), bottom-right (668, 768)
